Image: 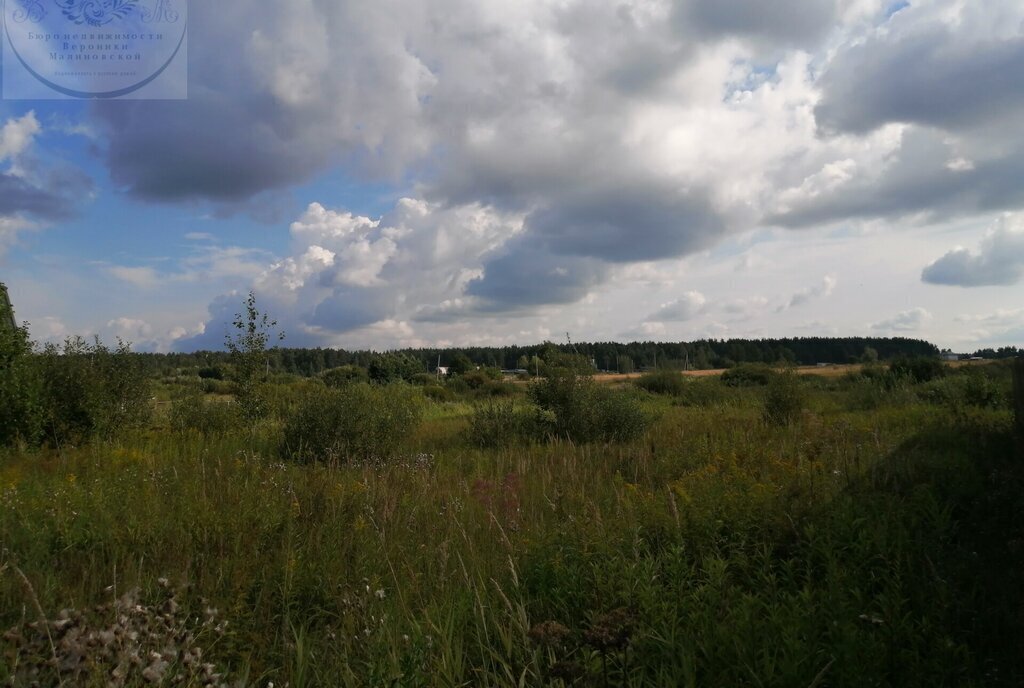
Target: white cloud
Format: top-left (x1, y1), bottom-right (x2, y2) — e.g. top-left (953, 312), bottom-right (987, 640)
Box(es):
top-left (649, 291), bottom-right (708, 322)
top-left (106, 266), bottom-right (161, 289)
top-left (0, 112), bottom-right (40, 165)
top-left (778, 275), bottom-right (838, 311)
top-left (871, 307), bottom-right (932, 332)
top-left (922, 213), bottom-right (1024, 286)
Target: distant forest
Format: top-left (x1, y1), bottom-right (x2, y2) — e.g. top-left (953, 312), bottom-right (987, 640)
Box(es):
top-left (119, 337), bottom-right (1015, 378)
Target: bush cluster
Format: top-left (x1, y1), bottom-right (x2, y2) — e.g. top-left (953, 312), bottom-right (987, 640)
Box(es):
top-left (721, 364), bottom-right (776, 387)
top-left (528, 373), bottom-right (649, 443)
top-left (169, 391), bottom-right (243, 436)
top-left (280, 383), bottom-right (424, 463)
top-left (1, 332), bottom-right (152, 448)
top-left (762, 370), bottom-right (807, 426)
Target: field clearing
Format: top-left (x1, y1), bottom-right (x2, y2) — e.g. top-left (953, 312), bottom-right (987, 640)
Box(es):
top-left (1, 356), bottom-right (1021, 686)
top-left (590, 359), bottom-right (995, 383)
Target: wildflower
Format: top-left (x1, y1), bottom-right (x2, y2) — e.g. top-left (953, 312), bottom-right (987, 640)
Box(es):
top-left (528, 621), bottom-right (571, 648)
top-left (375, 588), bottom-right (386, 600)
top-left (583, 608), bottom-right (635, 653)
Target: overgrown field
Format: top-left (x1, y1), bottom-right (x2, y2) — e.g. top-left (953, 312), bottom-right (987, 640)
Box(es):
top-left (1, 356), bottom-right (1022, 686)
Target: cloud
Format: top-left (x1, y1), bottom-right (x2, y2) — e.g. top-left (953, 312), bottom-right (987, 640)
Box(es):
top-left (0, 112), bottom-right (41, 162)
top-left (649, 291), bottom-right (708, 321)
top-left (815, 12), bottom-right (1024, 135)
top-left (778, 275), bottom-right (837, 311)
top-left (106, 246), bottom-right (273, 289)
top-left (679, 0), bottom-right (839, 48)
top-left (871, 307), bottom-right (932, 332)
top-left (922, 214), bottom-right (1024, 287)
top-left (106, 317), bottom-right (154, 341)
top-left (0, 112), bottom-right (92, 256)
top-left (106, 266), bottom-right (161, 289)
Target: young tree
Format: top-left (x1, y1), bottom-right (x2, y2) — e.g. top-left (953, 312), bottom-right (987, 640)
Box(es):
top-left (225, 291), bottom-right (284, 422)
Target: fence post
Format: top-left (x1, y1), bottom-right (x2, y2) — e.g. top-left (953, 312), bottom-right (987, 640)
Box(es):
top-left (1014, 358), bottom-right (1024, 461)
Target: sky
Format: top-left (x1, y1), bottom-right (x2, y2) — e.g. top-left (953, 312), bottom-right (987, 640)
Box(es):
top-left (1, 0), bottom-right (1023, 353)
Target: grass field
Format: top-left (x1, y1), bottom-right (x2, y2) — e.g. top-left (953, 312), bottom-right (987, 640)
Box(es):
top-left (1, 362), bottom-right (1022, 686)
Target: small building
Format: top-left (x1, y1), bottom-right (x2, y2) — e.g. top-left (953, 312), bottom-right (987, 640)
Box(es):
top-left (435, 366), bottom-right (449, 376)
top-left (941, 352), bottom-right (963, 362)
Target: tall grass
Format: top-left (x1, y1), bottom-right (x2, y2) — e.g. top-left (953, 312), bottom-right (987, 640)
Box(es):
top-left (0, 373), bottom-right (1021, 686)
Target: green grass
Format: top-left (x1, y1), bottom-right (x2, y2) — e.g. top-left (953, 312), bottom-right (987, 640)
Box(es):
top-left (1, 376), bottom-right (1022, 686)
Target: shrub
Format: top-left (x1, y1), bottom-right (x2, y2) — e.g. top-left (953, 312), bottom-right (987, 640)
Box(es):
top-left (423, 385), bottom-right (455, 402)
top-left (280, 384), bottom-right (424, 463)
top-left (477, 381), bottom-right (518, 398)
top-left (200, 378), bottom-right (235, 396)
top-left (469, 401), bottom-right (534, 448)
top-left (321, 365), bottom-right (369, 388)
top-left (918, 371), bottom-right (1009, 411)
top-left (463, 370), bottom-right (492, 390)
top-left (36, 337), bottom-right (152, 444)
top-left (0, 323), bottom-right (45, 447)
top-left (889, 356), bottom-right (947, 384)
top-left (197, 366), bottom-right (224, 380)
top-left (169, 392), bottom-right (243, 436)
top-left (635, 369), bottom-right (687, 396)
top-left (762, 370), bottom-right (807, 426)
top-left (721, 364), bottom-right (776, 387)
top-left (529, 372), bottom-right (650, 443)
top-left (225, 291), bottom-right (285, 422)
top-left (674, 379), bottom-right (732, 408)
top-left (367, 353), bottom-right (425, 384)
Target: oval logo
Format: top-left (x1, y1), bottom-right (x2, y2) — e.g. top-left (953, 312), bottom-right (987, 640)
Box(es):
top-left (3, 0), bottom-right (187, 99)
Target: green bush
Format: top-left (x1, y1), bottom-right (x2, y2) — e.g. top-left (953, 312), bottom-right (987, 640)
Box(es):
top-left (468, 401), bottom-right (534, 448)
top-left (474, 381), bottom-right (518, 399)
top-left (321, 365), bottom-right (369, 388)
top-left (35, 337), bottom-right (152, 445)
top-left (721, 364), bottom-right (776, 387)
top-left (674, 378), bottom-right (733, 408)
top-left (529, 373), bottom-right (650, 443)
top-left (423, 385), bottom-right (455, 402)
top-left (367, 353), bottom-right (425, 384)
top-left (918, 371), bottom-right (1009, 411)
top-left (762, 371), bottom-right (807, 426)
top-left (169, 392), bottom-right (243, 436)
top-left (280, 384), bottom-right (424, 463)
top-left (890, 357), bottom-right (947, 384)
top-left (0, 324), bottom-right (45, 447)
top-left (635, 369), bottom-right (687, 396)
top-left (199, 378), bottom-right (235, 395)
top-left (197, 366), bottom-right (224, 380)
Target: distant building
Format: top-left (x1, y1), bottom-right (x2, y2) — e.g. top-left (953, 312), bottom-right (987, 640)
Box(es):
top-left (436, 366), bottom-right (450, 376)
top-left (940, 351), bottom-right (963, 362)
top-left (0, 282), bottom-right (15, 332)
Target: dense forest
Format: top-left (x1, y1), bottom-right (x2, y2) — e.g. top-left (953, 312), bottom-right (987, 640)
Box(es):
top-left (125, 336), bottom-right (984, 378)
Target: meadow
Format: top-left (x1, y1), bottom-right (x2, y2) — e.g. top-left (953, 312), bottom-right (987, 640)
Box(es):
top-left (1, 342), bottom-right (1022, 686)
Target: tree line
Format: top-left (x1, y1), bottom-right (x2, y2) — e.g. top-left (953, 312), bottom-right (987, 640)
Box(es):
top-left (134, 336), bottom-right (946, 378)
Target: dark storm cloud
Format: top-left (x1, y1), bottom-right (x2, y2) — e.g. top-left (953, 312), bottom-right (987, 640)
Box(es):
top-left (922, 224), bottom-right (1024, 287)
top-left (466, 239), bottom-right (608, 310)
top-left (99, 96), bottom-right (328, 204)
top-left (815, 25), bottom-right (1024, 134)
top-left (528, 185), bottom-right (726, 263)
top-left (768, 129), bottom-right (1024, 228)
top-left (677, 0), bottom-right (838, 47)
top-left (309, 286), bottom-right (395, 333)
top-left (0, 173), bottom-right (74, 219)
top-left (466, 184), bottom-right (725, 312)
